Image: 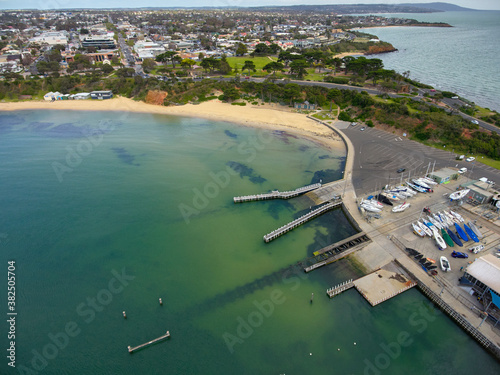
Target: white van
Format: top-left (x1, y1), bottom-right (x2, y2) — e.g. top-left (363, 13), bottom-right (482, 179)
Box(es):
top-left (458, 168), bottom-right (467, 174)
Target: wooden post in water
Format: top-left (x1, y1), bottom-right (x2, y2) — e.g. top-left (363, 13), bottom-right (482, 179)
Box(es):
top-left (310, 293), bottom-right (314, 303)
top-left (123, 311), bottom-right (127, 319)
top-left (159, 298), bottom-right (163, 306)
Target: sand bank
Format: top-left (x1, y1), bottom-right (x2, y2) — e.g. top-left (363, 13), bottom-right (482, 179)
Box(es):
top-left (0, 97), bottom-right (343, 148)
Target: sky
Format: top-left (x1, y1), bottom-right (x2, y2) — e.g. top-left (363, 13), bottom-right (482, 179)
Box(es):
top-left (1, 0), bottom-right (499, 11)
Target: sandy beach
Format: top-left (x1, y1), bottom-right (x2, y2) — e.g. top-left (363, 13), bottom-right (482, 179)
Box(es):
top-left (0, 97), bottom-right (343, 148)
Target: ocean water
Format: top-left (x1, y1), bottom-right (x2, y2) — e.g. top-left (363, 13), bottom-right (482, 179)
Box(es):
top-left (1, 110), bottom-right (499, 374)
top-left (360, 11), bottom-right (500, 112)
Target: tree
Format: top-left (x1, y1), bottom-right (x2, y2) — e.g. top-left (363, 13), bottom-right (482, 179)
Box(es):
top-left (142, 58), bottom-right (156, 73)
top-left (235, 43), bottom-right (248, 56)
top-left (218, 55), bottom-right (232, 75)
top-left (156, 51), bottom-right (180, 69)
top-left (200, 57), bottom-right (219, 73)
top-left (181, 58), bottom-right (196, 74)
top-left (101, 64), bottom-right (114, 74)
top-left (221, 86), bottom-right (240, 102)
top-left (262, 61), bottom-right (284, 76)
top-left (242, 60), bottom-right (256, 73)
top-left (253, 43), bottom-right (270, 56)
top-left (290, 59), bottom-right (308, 79)
top-left (283, 83), bottom-right (302, 106)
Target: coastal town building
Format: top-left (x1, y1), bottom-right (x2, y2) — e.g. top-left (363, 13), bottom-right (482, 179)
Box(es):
top-left (29, 31), bottom-right (68, 46)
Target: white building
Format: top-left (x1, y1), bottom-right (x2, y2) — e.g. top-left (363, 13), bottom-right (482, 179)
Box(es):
top-left (29, 32), bottom-right (68, 46)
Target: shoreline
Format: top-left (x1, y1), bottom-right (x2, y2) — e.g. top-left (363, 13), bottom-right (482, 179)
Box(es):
top-left (0, 97), bottom-right (345, 150)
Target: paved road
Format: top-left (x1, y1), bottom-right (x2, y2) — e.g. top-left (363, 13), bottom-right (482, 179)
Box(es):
top-left (341, 124), bottom-right (500, 196)
top-left (218, 76), bottom-right (499, 135)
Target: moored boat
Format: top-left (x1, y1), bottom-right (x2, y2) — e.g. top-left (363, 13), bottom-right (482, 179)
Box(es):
top-left (455, 223), bottom-right (469, 242)
top-left (392, 202), bottom-right (410, 213)
top-left (434, 231), bottom-right (447, 250)
top-left (467, 221), bottom-right (483, 239)
top-left (463, 224), bottom-right (479, 242)
top-left (449, 189), bottom-right (470, 201)
top-left (441, 228), bottom-right (454, 247)
top-left (418, 221), bottom-right (433, 237)
top-left (440, 256), bottom-right (451, 272)
top-left (412, 223), bottom-right (425, 237)
top-left (447, 228), bottom-right (463, 247)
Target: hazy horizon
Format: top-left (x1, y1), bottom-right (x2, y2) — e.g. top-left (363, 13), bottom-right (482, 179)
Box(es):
top-left (1, 1), bottom-right (500, 11)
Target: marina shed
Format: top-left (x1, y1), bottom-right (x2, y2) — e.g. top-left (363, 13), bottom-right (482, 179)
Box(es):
top-left (459, 180), bottom-right (495, 204)
top-left (90, 90), bottom-right (113, 100)
top-left (427, 167), bottom-right (459, 184)
top-left (462, 254), bottom-right (500, 326)
top-left (70, 93), bottom-right (90, 100)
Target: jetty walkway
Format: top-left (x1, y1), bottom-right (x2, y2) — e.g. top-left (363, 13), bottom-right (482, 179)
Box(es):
top-left (326, 279), bottom-right (354, 298)
top-left (234, 183), bottom-right (321, 203)
top-left (128, 331), bottom-right (170, 353)
top-left (263, 199), bottom-right (341, 242)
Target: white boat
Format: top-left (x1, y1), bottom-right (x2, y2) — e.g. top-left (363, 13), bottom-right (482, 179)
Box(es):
top-left (433, 213), bottom-right (448, 228)
top-left (422, 219), bottom-right (438, 235)
top-left (434, 231), bottom-right (447, 249)
top-left (440, 211), bottom-right (455, 226)
top-left (417, 221), bottom-right (433, 237)
top-left (440, 256), bottom-right (451, 272)
top-left (361, 199), bottom-right (383, 209)
top-left (360, 203), bottom-right (381, 213)
top-left (412, 223), bottom-right (425, 237)
top-left (449, 189), bottom-right (470, 200)
top-left (469, 244), bottom-right (484, 254)
top-left (381, 192), bottom-right (400, 201)
top-left (428, 216), bottom-right (442, 230)
top-left (422, 177), bottom-right (438, 185)
top-left (445, 211), bottom-right (460, 224)
top-left (390, 190), bottom-right (412, 198)
top-left (450, 210), bottom-right (464, 223)
top-left (413, 179), bottom-right (431, 189)
top-left (395, 186), bottom-right (417, 195)
top-left (392, 202), bottom-right (410, 213)
top-left (467, 221), bottom-right (483, 239)
top-left (443, 211), bottom-right (460, 224)
top-left (407, 182), bottom-right (427, 193)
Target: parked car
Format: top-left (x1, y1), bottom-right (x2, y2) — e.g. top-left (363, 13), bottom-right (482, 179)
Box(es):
top-left (471, 120), bottom-right (479, 125)
top-left (397, 168), bottom-right (406, 173)
top-left (360, 127), bottom-right (366, 131)
top-left (466, 157), bottom-right (475, 162)
top-left (452, 251), bottom-right (468, 259)
top-left (458, 167), bottom-right (467, 174)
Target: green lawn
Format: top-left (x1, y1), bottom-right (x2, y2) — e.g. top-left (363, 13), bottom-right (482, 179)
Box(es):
top-left (312, 110), bottom-right (338, 120)
top-left (226, 56), bottom-right (278, 72)
top-left (304, 68), bottom-right (326, 81)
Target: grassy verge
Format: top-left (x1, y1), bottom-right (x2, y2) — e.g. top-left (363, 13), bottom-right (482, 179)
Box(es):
top-left (226, 56), bottom-right (277, 72)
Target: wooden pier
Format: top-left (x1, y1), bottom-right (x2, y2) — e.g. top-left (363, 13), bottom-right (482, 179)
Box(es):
top-left (326, 279), bottom-right (354, 298)
top-left (263, 199), bottom-right (341, 242)
top-left (128, 331), bottom-right (170, 353)
top-left (234, 183), bottom-right (321, 203)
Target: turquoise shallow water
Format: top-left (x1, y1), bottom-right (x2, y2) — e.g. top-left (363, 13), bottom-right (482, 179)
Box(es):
top-left (0, 110), bottom-right (499, 374)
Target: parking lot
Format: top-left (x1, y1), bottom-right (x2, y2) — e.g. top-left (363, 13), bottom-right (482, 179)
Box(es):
top-left (342, 124), bottom-right (500, 196)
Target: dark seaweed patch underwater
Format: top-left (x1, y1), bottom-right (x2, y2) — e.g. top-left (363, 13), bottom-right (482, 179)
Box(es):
top-left (111, 147), bottom-right (140, 166)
